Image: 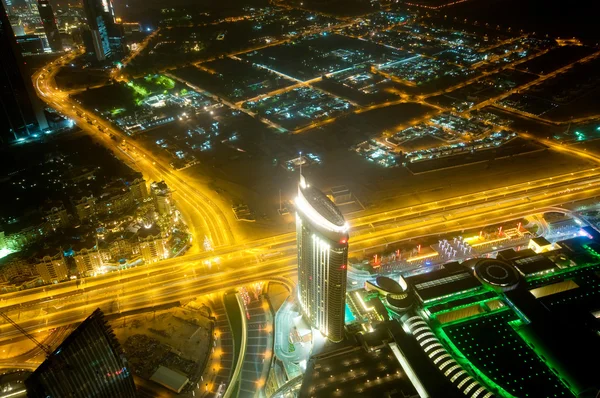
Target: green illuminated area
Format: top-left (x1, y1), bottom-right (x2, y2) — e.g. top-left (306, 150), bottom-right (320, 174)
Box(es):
top-left (431, 297), bottom-right (508, 325)
top-left (126, 75), bottom-right (181, 105)
top-left (110, 108), bottom-right (126, 116)
top-left (425, 291), bottom-right (497, 317)
top-left (145, 74), bottom-right (176, 90)
top-left (127, 80), bottom-right (150, 97)
top-left (526, 260), bottom-right (600, 288)
top-left (441, 311), bottom-right (573, 398)
top-left (541, 264), bottom-right (600, 310)
top-left (408, 242), bottom-right (600, 398)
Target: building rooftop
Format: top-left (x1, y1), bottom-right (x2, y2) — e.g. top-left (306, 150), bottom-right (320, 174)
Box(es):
top-left (531, 236), bottom-right (551, 246)
top-left (444, 310), bottom-right (573, 398)
top-left (150, 366), bottom-right (189, 393)
top-left (299, 323), bottom-right (423, 398)
top-left (471, 258), bottom-right (520, 290)
top-left (299, 187), bottom-right (345, 227)
top-left (296, 176), bottom-right (347, 233)
top-left (137, 223), bottom-right (162, 239)
top-left (150, 180), bottom-right (171, 195)
top-left (512, 254), bottom-right (556, 276)
top-left (406, 264), bottom-right (481, 303)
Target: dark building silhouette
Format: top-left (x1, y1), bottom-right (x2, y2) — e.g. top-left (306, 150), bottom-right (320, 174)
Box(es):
top-left (0, 0), bottom-right (48, 143)
top-left (25, 309), bottom-right (137, 398)
top-left (82, 0), bottom-right (124, 61)
top-left (37, 0), bottom-right (61, 52)
top-left (16, 34), bottom-right (45, 55)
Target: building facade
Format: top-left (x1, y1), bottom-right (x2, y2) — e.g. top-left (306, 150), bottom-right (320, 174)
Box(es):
top-left (36, 0), bottom-right (61, 51)
top-left (74, 247), bottom-right (103, 275)
top-left (0, 254), bottom-right (33, 282)
top-left (106, 235), bottom-right (134, 261)
top-left (42, 201), bottom-right (70, 230)
top-left (0, 0), bottom-right (48, 143)
top-left (138, 234), bottom-right (168, 264)
top-left (82, 0), bottom-right (124, 61)
top-left (16, 34), bottom-right (45, 54)
top-left (97, 184), bottom-right (134, 216)
top-left (25, 308), bottom-right (137, 397)
top-left (72, 194), bottom-right (97, 221)
top-left (150, 181), bottom-right (172, 216)
top-left (129, 176), bottom-right (148, 203)
top-left (295, 175), bottom-right (348, 343)
top-left (33, 251), bottom-right (67, 283)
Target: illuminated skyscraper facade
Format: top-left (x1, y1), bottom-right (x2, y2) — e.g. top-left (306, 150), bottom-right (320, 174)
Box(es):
top-left (82, 0), bottom-right (123, 61)
top-left (296, 175), bottom-right (348, 342)
top-left (1, 0), bottom-right (48, 142)
top-left (25, 308), bottom-right (137, 397)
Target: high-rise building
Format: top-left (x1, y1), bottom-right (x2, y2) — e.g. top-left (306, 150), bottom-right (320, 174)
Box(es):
top-left (108, 22), bottom-right (126, 58)
top-left (138, 233), bottom-right (168, 264)
top-left (82, 0), bottom-right (124, 62)
top-left (36, 0), bottom-right (61, 52)
top-left (128, 176), bottom-right (148, 203)
top-left (295, 174), bottom-right (349, 343)
top-left (0, 0), bottom-right (48, 143)
top-left (150, 181), bottom-right (173, 216)
top-left (25, 308), bottom-right (137, 397)
top-left (33, 251), bottom-right (68, 283)
top-left (1, 0), bottom-right (14, 13)
top-left (72, 194), bottom-right (97, 221)
top-left (97, 182), bottom-right (134, 216)
top-left (73, 246), bottom-right (103, 276)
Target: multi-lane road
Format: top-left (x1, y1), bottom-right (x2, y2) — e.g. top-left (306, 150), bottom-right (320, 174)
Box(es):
top-left (2, 163), bottom-right (600, 345)
top-left (8, 30), bottom-right (600, 395)
top-left (33, 51), bottom-right (235, 249)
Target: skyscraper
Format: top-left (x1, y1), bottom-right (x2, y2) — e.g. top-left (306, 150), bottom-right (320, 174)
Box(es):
top-left (36, 0), bottom-right (61, 52)
top-left (0, 0), bottom-right (48, 143)
top-left (25, 308), bottom-right (137, 397)
top-left (295, 174), bottom-right (349, 343)
top-left (82, 0), bottom-right (124, 62)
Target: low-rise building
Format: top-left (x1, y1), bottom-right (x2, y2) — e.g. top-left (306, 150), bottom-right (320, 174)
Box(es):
top-left (528, 236), bottom-right (556, 253)
top-left (2, 222), bottom-right (45, 251)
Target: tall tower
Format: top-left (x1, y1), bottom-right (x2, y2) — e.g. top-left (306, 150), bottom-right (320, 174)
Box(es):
top-left (0, 0), bottom-right (48, 143)
top-left (82, 0), bottom-right (117, 61)
top-left (295, 175), bottom-right (348, 343)
top-left (37, 0), bottom-right (61, 52)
